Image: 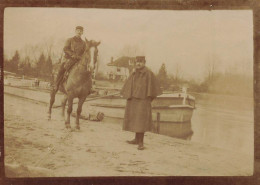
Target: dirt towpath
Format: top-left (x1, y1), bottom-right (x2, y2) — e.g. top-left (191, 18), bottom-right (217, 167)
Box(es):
top-left (4, 93), bottom-right (253, 177)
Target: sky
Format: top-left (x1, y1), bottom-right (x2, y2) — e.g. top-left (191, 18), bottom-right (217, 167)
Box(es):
top-left (4, 8), bottom-right (253, 81)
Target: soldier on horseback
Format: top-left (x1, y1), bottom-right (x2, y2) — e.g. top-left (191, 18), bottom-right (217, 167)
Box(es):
top-left (53, 26), bottom-right (86, 91)
top-left (48, 26), bottom-right (101, 128)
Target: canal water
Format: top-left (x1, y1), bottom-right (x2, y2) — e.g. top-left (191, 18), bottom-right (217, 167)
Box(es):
top-left (102, 92), bottom-right (254, 155)
top-left (188, 93), bottom-right (253, 155)
top-left (91, 90), bottom-right (254, 155)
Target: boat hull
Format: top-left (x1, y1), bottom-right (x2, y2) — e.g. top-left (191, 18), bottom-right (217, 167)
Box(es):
top-left (87, 93), bottom-right (195, 108)
top-left (89, 103), bottom-right (194, 123)
top-left (85, 94), bottom-right (195, 139)
top-left (102, 115), bottom-right (193, 140)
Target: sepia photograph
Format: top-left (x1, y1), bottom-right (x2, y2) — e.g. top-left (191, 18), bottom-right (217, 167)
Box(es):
top-left (3, 7), bottom-right (254, 177)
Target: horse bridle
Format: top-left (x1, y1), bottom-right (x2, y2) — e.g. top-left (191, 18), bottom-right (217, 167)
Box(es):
top-left (83, 44), bottom-right (98, 76)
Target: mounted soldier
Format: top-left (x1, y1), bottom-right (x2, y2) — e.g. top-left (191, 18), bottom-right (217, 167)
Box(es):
top-left (53, 26), bottom-right (86, 91)
top-left (48, 26), bottom-right (101, 130)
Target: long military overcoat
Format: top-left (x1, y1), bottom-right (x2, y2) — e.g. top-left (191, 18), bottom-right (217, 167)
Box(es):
top-left (121, 66), bottom-right (161, 133)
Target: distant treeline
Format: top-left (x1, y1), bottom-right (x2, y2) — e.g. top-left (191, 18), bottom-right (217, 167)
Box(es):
top-left (4, 51), bottom-right (253, 97)
top-left (4, 50), bottom-right (53, 81)
top-left (156, 63), bottom-right (253, 97)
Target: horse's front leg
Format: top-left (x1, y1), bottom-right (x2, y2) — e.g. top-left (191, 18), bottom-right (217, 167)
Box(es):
top-left (65, 97), bottom-right (73, 129)
top-left (48, 88), bottom-right (58, 120)
top-left (75, 96), bottom-right (87, 130)
top-left (61, 94), bottom-right (68, 120)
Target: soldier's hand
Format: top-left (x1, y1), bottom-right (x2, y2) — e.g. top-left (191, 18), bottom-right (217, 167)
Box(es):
top-left (71, 55), bottom-right (78, 60)
top-left (71, 55), bottom-right (77, 60)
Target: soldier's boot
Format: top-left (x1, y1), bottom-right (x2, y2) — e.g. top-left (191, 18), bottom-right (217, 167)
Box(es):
top-left (127, 133), bottom-right (138, 145)
top-left (52, 64), bottom-right (66, 91)
top-left (137, 133), bottom-right (144, 150)
top-left (52, 74), bottom-right (63, 92)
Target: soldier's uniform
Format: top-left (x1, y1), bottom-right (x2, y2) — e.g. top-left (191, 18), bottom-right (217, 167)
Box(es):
top-left (54, 26), bottom-right (86, 89)
top-left (121, 56), bottom-right (162, 150)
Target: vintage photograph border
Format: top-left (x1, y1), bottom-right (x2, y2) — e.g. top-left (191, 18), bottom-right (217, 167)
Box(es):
top-left (0, 0), bottom-right (259, 185)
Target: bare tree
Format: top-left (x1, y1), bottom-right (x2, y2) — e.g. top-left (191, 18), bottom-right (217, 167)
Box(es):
top-left (43, 37), bottom-right (54, 58)
top-left (22, 44), bottom-right (43, 67)
top-left (21, 37), bottom-right (61, 66)
top-left (119, 44), bottom-right (143, 57)
top-left (205, 53), bottom-right (220, 81)
top-left (174, 63), bottom-right (182, 81)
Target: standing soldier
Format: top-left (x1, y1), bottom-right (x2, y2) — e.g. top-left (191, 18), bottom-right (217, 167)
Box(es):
top-left (121, 56), bottom-right (162, 150)
top-left (52, 26), bottom-right (86, 91)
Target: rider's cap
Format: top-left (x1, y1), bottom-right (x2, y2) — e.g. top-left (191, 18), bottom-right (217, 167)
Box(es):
top-left (136, 56), bottom-right (146, 63)
top-left (75, 26), bottom-right (84, 31)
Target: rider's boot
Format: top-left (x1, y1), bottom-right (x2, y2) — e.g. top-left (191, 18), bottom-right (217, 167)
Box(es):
top-left (52, 66), bottom-right (65, 92)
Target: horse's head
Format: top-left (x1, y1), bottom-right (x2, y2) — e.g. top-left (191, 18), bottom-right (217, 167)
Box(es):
top-left (84, 38), bottom-right (101, 75)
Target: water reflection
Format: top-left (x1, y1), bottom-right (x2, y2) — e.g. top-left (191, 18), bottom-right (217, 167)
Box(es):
top-left (190, 93), bottom-right (254, 155)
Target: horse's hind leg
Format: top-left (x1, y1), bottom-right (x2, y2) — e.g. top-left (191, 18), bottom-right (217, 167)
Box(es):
top-left (65, 96), bottom-right (73, 129)
top-left (61, 94), bottom-right (68, 119)
top-left (75, 96), bottom-right (87, 130)
top-left (48, 88), bottom-right (58, 120)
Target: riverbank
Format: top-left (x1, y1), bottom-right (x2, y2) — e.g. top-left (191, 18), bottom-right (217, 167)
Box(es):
top-left (4, 87), bottom-right (253, 176)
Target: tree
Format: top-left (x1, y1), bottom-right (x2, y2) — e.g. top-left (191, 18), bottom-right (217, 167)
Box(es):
top-left (35, 53), bottom-right (53, 80)
top-left (4, 54), bottom-right (10, 71)
top-left (18, 56), bottom-right (33, 76)
top-left (205, 54), bottom-right (220, 82)
top-left (23, 44), bottom-right (44, 67)
top-left (173, 63), bottom-right (182, 81)
top-left (200, 54), bottom-right (221, 92)
top-left (18, 62), bottom-right (25, 75)
top-left (45, 55), bottom-right (53, 80)
top-left (36, 53), bottom-right (46, 77)
top-left (24, 61), bottom-right (32, 76)
top-left (119, 44), bottom-right (143, 57)
top-left (157, 63), bottom-right (169, 90)
top-left (7, 50), bottom-right (20, 73)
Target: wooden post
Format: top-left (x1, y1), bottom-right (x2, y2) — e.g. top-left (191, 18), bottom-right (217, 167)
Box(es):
top-left (156, 112), bottom-right (160, 134)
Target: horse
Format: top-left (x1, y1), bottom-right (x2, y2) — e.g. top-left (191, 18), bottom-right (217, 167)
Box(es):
top-left (48, 38), bottom-right (101, 130)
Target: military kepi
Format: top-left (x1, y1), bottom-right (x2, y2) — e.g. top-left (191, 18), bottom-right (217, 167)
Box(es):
top-left (76, 26), bottom-right (84, 31)
top-left (136, 56), bottom-right (146, 63)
